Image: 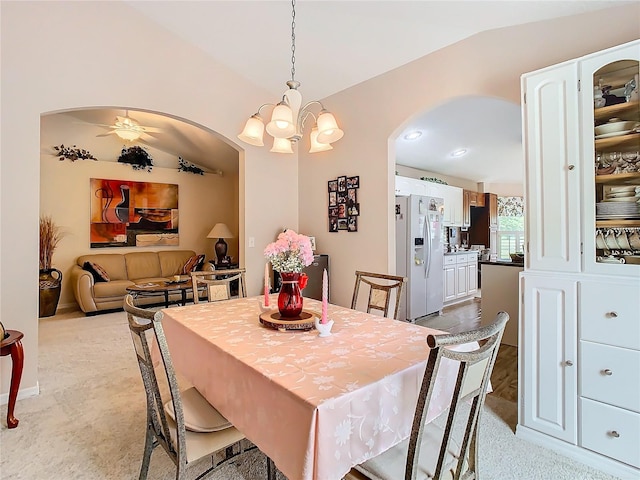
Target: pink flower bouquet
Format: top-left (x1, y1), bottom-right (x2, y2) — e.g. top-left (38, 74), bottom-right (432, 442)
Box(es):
top-left (264, 230), bottom-right (314, 273)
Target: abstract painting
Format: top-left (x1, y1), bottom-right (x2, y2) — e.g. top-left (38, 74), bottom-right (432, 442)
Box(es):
top-left (90, 178), bottom-right (178, 248)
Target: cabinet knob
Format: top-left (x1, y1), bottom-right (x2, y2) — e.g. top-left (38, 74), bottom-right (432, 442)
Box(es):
top-left (607, 311), bottom-right (618, 318)
top-left (568, 164), bottom-right (575, 170)
top-left (602, 369), bottom-right (613, 376)
top-left (564, 360), bottom-right (574, 367)
top-left (608, 431), bottom-right (620, 438)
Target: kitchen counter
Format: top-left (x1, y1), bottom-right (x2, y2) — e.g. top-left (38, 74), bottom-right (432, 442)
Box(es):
top-left (480, 262), bottom-right (523, 346)
top-left (444, 251), bottom-right (479, 256)
top-left (479, 259), bottom-right (523, 268)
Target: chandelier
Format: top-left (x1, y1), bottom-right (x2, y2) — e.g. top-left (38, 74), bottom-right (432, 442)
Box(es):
top-left (237, 0), bottom-right (344, 154)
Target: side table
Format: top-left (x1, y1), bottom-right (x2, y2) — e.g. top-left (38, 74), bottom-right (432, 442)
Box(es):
top-left (1, 330), bottom-right (24, 428)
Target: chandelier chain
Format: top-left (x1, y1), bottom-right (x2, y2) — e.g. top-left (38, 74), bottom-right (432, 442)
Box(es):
top-left (290, 0), bottom-right (296, 82)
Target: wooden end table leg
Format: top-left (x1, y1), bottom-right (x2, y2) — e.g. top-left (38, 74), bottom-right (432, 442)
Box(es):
top-left (6, 339), bottom-right (24, 429)
top-left (164, 291), bottom-right (169, 309)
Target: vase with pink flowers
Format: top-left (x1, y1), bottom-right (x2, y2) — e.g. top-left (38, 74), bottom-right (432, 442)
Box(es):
top-left (264, 230), bottom-right (314, 318)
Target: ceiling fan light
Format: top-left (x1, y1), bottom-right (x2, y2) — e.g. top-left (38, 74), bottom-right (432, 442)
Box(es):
top-left (316, 111), bottom-right (344, 144)
top-left (270, 137), bottom-right (294, 154)
top-left (309, 127), bottom-right (333, 153)
top-left (238, 115), bottom-right (265, 146)
top-left (266, 103), bottom-right (296, 138)
top-left (115, 128), bottom-right (142, 141)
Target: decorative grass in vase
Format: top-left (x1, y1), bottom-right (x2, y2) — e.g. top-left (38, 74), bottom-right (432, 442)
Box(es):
top-left (39, 215), bottom-right (64, 271)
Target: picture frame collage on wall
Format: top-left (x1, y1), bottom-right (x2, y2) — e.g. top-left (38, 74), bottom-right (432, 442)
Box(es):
top-left (328, 175), bottom-right (359, 232)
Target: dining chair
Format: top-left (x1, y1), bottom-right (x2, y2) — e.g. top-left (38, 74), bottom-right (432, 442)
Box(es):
top-left (123, 294), bottom-right (247, 480)
top-left (350, 270), bottom-right (407, 320)
top-left (347, 311), bottom-right (509, 480)
top-left (190, 268), bottom-right (247, 303)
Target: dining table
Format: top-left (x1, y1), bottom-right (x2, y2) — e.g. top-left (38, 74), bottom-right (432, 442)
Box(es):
top-left (158, 295), bottom-right (475, 480)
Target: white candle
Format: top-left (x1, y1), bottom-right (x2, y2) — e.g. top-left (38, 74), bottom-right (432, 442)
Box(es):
top-left (264, 263), bottom-right (270, 306)
top-left (321, 268), bottom-right (328, 324)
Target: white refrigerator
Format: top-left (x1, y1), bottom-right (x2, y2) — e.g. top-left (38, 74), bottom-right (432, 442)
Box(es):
top-left (396, 194), bottom-right (444, 322)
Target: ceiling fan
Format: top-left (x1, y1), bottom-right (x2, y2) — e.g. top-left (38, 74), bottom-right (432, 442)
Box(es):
top-left (94, 110), bottom-right (162, 142)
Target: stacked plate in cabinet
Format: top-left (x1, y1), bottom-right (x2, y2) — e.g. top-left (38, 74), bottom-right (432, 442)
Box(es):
top-left (596, 186), bottom-right (640, 219)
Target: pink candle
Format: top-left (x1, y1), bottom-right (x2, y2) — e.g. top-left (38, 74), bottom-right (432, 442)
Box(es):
top-left (321, 268), bottom-right (328, 324)
top-left (264, 263), bottom-right (270, 306)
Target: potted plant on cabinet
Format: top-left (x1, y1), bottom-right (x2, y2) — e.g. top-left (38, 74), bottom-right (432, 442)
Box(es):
top-left (39, 215), bottom-right (64, 317)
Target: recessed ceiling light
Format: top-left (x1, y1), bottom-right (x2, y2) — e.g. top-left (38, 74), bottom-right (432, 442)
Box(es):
top-left (450, 148), bottom-right (467, 157)
top-left (403, 130), bottom-right (422, 141)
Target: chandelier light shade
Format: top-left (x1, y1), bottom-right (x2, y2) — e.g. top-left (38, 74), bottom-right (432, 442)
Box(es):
top-left (237, 0), bottom-right (343, 154)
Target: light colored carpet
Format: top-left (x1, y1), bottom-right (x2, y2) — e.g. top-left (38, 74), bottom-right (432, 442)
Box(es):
top-left (0, 309), bottom-right (621, 480)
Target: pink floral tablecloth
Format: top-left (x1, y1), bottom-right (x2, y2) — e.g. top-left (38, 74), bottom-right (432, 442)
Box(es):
top-left (160, 295), bottom-right (469, 480)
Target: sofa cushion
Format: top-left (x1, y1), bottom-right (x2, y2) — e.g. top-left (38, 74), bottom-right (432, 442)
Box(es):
top-left (125, 252), bottom-right (162, 280)
top-left (93, 280), bottom-right (134, 299)
top-left (158, 250), bottom-right (196, 277)
top-left (83, 261), bottom-right (110, 282)
top-left (77, 254), bottom-right (128, 281)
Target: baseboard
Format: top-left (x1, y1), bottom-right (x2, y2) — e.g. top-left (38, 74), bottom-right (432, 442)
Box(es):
top-left (0, 383), bottom-right (40, 405)
top-left (516, 424), bottom-right (639, 479)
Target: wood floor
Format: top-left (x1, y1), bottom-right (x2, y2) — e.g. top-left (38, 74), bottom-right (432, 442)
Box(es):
top-left (415, 297), bottom-right (518, 403)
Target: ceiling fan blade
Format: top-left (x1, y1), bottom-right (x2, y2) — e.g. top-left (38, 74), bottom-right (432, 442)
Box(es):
top-left (96, 131), bottom-right (118, 137)
top-left (141, 126), bottom-right (163, 134)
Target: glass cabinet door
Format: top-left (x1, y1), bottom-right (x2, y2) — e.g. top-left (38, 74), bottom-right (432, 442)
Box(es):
top-left (580, 41), bottom-right (640, 274)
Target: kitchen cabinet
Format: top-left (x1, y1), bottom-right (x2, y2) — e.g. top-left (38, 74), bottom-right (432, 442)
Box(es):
top-left (519, 40), bottom-right (640, 479)
top-left (443, 252), bottom-right (477, 305)
top-left (395, 176), bottom-right (463, 227)
top-left (469, 193), bottom-right (499, 260)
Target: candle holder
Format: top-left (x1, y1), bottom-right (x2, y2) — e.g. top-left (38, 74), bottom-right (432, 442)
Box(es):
top-left (258, 298), bottom-right (272, 313)
top-left (314, 317), bottom-right (334, 337)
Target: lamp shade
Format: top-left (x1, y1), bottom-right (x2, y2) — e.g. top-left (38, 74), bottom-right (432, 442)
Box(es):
top-left (316, 111), bottom-right (344, 144)
top-left (270, 137), bottom-right (294, 154)
top-left (207, 223), bottom-right (234, 239)
top-left (309, 127), bottom-right (333, 153)
top-left (238, 115), bottom-right (265, 146)
top-left (266, 103), bottom-right (296, 138)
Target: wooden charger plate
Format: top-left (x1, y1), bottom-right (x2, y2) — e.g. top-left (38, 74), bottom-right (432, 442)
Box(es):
top-left (259, 309), bottom-right (318, 331)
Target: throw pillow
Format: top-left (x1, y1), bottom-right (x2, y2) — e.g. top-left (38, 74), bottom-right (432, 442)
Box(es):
top-left (83, 261), bottom-right (110, 282)
top-left (181, 254), bottom-right (205, 275)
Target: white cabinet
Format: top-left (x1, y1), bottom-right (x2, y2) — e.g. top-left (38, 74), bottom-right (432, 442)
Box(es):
top-left (443, 253), bottom-right (477, 305)
top-left (523, 62), bottom-right (581, 273)
top-left (395, 176), bottom-right (463, 227)
top-left (520, 274), bottom-right (577, 443)
top-left (519, 40), bottom-right (640, 479)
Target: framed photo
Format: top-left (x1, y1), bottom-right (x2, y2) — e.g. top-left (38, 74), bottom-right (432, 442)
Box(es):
top-left (329, 217), bottom-right (339, 232)
top-left (328, 180), bottom-right (338, 192)
top-left (329, 191), bottom-right (337, 206)
top-left (338, 204), bottom-right (347, 218)
top-left (348, 216), bottom-right (358, 232)
top-left (347, 176), bottom-right (359, 189)
top-left (337, 192), bottom-right (346, 204)
top-left (348, 202), bottom-right (360, 216)
top-left (337, 218), bottom-right (348, 230)
top-left (347, 188), bottom-right (357, 206)
top-left (337, 176), bottom-right (347, 192)
top-left (329, 206), bottom-right (339, 217)
top-left (309, 236), bottom-right (317, 251)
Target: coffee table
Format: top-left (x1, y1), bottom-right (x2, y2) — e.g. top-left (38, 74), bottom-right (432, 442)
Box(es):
top-left (126, 280), bottom-right (194, 308)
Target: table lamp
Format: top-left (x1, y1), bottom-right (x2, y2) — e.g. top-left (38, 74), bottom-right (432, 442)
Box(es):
top-left (207, 223), bottom-right (234, 265)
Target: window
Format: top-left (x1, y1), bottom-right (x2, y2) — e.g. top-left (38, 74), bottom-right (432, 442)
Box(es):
top-left (497, 197), bottom-right (524, 261)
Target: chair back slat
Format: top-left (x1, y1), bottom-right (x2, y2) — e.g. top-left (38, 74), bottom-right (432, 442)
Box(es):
top-left (124, 295), bottom-right (188, 467)
top-left (406, 311), bottom-right (509, 480)
top-left (351, 270), bottom-right (407, 320)
top-left (191, 269), bottom-right (247, 303)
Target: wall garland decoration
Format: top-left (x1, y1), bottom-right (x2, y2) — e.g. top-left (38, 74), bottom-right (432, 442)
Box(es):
top-left (328, 175), bottom-right (359, 232)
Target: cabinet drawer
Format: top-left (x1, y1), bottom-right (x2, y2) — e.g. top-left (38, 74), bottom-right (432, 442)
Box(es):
top-left (580, 281), bottom-right (640, 350)
top-left (443, 255), bottom-right (457, 266)
top-left (456, 254), bottom-right (469, 264)
top-left (580, 397), bottom-right (640, 468)
top-left (580, 341), bottom-right (640, 413)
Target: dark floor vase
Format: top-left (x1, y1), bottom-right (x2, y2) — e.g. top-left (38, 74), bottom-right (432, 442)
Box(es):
top-left (39, 268), bottom-right (62, 318)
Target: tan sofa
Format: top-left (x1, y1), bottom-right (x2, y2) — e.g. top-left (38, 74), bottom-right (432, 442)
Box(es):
top-left (70, 250), bottom-right (210, 314)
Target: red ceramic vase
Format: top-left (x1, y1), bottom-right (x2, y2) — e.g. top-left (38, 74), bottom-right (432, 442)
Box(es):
top-left (278, 272), bottom-right (308, 318)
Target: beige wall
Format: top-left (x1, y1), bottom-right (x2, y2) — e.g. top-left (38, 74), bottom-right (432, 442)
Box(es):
top-left (299, 5), bottom-right (640, 308)
top-left (1, 2), bottom-right (298, 399)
